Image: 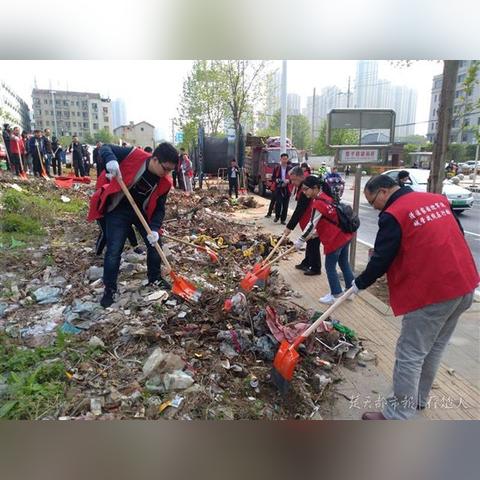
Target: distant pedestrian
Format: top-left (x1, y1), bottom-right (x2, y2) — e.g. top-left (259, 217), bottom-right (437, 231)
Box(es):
top-left (2, 124), bottom-right (12, 171)
top-left (82, 144), bottom-right (91, 176)
top-left (179, 148), bottom-right (193, 193)
top-left (9, 126), bottom-right (26, 177)
top-left (271, 153), bottom-right (292, 225)
top-left (345, 165), bottom-right (351, 177)
top-left (28, 130), bottom-right (46, 177)
top-left (397, 170), bottom-right (412, 187)
top-left (51, 136), bottom-right (63, 176)
top-left (22, 131), bottom-right (32, 174)
top-left (44, 128), bottom-right (53, 176)
top-left (69, 136), bottom-right (85, 177)
top-left (227, 158), bottom-right (240, 198)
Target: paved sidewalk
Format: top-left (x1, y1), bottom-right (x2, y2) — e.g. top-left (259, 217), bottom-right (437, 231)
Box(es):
top-left (228, 194), bottom-right (479, 420)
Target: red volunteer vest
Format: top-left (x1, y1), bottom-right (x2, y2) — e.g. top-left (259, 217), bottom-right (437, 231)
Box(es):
top-left (385, 191), bottom-right (479, 316)
top-left (87, 148), bottom-right (173, 227)
top-left (312, 192), bottom-right (352, 254)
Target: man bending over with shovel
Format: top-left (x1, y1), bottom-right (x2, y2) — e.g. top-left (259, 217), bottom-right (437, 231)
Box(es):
top-left (88, 142), bottom-right (179, 308)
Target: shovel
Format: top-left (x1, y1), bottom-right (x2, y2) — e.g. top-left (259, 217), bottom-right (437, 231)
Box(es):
top-left (272, 286), bottom-right (355, 394)
top-left (163, 233), bottom-right (219, 263)
top-left (242, 234), bottom-right (287, 288)
top-left (116, 176), bottom-right (202, 303)
top-left (240, 244), bottom-right (297, 292)
top-left (35, 142), bottom-right (50, 180)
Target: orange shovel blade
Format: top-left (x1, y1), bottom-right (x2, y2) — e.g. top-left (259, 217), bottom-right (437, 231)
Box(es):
top-left (170, 271), bottom-right (202, 302)
top-left (240, 271), bottom-right (259, 292)
top-left (273, 339), bottom-right (302, 382)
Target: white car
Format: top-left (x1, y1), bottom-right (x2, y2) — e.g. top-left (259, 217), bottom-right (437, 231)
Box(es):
top-left (383, 169), bottom-right (474, 213)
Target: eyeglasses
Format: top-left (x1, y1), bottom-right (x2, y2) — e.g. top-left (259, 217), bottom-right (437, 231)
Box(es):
top-left (368, 190), bottom-right (381, 206)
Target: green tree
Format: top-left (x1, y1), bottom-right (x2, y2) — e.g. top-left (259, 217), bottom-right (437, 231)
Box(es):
top-left (220, 60), bottom-right (268, 163)
top-left (263, 110), bottom-right (311, 149)
top-left (178, 60), bottom-right (229, 138)
top-left (312, 121), bottom-right (359, 155)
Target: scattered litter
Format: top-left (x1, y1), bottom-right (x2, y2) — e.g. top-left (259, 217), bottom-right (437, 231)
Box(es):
top-left (90, 398), bottom-right (103, 416)
top-left (163, 370), bottom-right (194, 391)
top-left (142, 348), bottom-right (185, 379)
top-left (88, 336), bottom-right (105, 349)
top-left (358, 350), bottom-right (376, 362)
top-left (145, 290), bottom-right (169, 302)
top-left (60, 195), bottom-right (71, 203)
top-left (32, 286), bottom-right (62, 304)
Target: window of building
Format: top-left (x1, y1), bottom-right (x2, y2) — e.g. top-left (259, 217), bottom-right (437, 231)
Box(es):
top-left (455, 90), bottom-right (463, 98)
top-left (44, 99), bottom-right (48, 104)
top-left (452, 119), bottom-right (458, 128)
top-left (63, 100), bottom-right (68, 106)
top-left (478, 117), bottom-right (480, 125)
top-left (462, 133), bottom-right (468, 142)
top-left (73, 122), bottom-right (77, 127)
top-left (66, 122), bottom-right (71, 127)
top-left (93, 113), bottom-right (98, 120)
top-left (457, 73), bottom-right (466, 83)
top-left (464, 119), bottom-right (470, 127)
top-left (93, 123), bottom-right (99, 130)
top-left (76, 101), bottom-right (79, 106)
top-left (140, 127), bottom-right (144, 131)
top-left (431, 123), bottom-right (434, 131)
top-left (103, 107), bottom-right (108, 114)
top-left (92, 103), bottom-right (98, 110)
top-left (104, 116), bottom-right (109, 122)
top-left (435, 80), bottom-right (442, 89)
top-left (83, 112), bottom-right (88, 118)
top-left (77, 112), bottom-right (81, 117)
top-left (434, 94), bottom-right (438, 102)
top-left (83, 122), bottom-right (88, 128)
top-left (459, 60), bottom-right (467, 68)
top-left (46, 121), bottom-right (50, 126)
top-left (433, 108), bottom-right (436, 117)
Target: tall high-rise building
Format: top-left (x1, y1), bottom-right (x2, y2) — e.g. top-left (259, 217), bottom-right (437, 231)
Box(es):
top-left (31, 88), bottom-right (113, 138)
top-left (0, 79), bottom-right (31, 131)
top-left (427, 60), bottom-right (480, 144)
top-left (287, 93), bottom-right (301, 115)
top-left (111, 98), bottom-right (127, 130)
top-left (354, 60), bottom-right (417, 141)
top-left (264, 69), bottom-right (281, 117)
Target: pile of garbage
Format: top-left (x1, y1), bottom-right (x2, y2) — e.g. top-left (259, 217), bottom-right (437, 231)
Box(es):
top-left (0, 176), bottom-right (371, 420)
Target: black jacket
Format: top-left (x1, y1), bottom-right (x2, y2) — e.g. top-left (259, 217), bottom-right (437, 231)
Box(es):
top-left (271, 164), bottom-right (291, 193)
top-left (355, 187), bottom-right (464, 290)
top-left (286, 191), bottom-right (310, 230)
top-left (69, 142), bottom-right (83, 162)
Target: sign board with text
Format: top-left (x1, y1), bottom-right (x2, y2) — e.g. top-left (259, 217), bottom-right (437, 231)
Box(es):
top-left (338, 148), bottom-right (381, 164)
top-left (175, 132), bottom-right (184, 143)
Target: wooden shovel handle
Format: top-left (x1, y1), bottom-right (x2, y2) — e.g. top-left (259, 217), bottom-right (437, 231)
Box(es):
top-left (264, 233), bottom-right (287, 263)
top-left (116, 176), bottom-right (172, 271)
top-left (261, 245), bottom-right (297, 271)
top-left (163, 233), bottom-right (207, 252)
top-left (300, 287), bottom-right (355, 340)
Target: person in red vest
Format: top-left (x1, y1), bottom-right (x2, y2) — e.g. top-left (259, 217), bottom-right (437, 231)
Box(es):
top-left (9, 126), bottom-right (26, 177)
top-left (352, 174), bottom-right (479, 420)
top-left (271, 153), bottom-right (292, 225)
top-left (294, 175), bottom-right (355, 301)
top-left (88, 142), bottom-right (178, 308)
top-left (283, 167), bottom-right (321, 276)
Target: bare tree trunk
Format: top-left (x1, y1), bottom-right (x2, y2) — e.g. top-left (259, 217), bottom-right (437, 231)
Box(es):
top-left (429, 60), bottom-right (459, 193)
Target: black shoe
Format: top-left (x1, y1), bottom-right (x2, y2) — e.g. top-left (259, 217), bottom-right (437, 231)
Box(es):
top-left (273, 218), bottom-right (279, 223)
top-left (295, 263), bottom-right (309, 271)
top-left (265, 214), bottom-right (272, 218)
top-left (281, 221), bottom-right (286, 225)
top-left (304, 269), bottom-right (321, 276)
top-left (100, 289), bottom-right (116, 308)
top-left (148, 277), bottom-right (172, 290)
top-left (133, 246), bottom-right (144, 255)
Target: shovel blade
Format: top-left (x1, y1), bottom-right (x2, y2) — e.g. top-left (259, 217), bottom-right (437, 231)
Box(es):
top-left (273, 340), bottom-right (301, 382)
top-left (240, 271), bottom-right (259, 292)
top-left (170, 272), bottom-right (202, 303)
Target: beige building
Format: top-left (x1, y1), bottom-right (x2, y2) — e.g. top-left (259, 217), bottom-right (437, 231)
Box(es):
top-left (113, 121), bottom-right (155, 148)
top-left (1, 79), bottom-right (31, 131)
top-left (31, 88), bottom-right (113, 138)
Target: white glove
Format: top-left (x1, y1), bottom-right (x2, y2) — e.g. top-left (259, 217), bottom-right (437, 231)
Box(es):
top-left (106, 160), bottom-right (121, 178)
top-left (147, 231), bottom-right (159, 246)
top-left (294, 237), bottom-right (306, 251)
top-left (350, 280), bottom-right (359, 296)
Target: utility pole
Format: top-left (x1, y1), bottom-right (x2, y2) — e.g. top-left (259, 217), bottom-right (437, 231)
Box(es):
top-left (472, 143), bottom-right (479, 187)
top-left (347, 76), bottom-right (351, 108)
top-left (429, 60), bottom-right (459, 193)
top-left (311, 87), bottom-right (316, 150)
top-left (280, 60), bottom-right (288, 154)
top-left (50, 90), bottom-right (58, 136)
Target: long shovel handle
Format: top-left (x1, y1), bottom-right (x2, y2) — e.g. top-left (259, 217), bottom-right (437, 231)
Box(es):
top-left (264, 233), bottom-right (287, 263)
top-left (300, 287), bottom-right (355, 341)
top-left (263, 244), bottom-right (297, 269)
top-left (116, 176), bottom-right (172, 272)
top-left (163, 233), bottom-right (205, 251)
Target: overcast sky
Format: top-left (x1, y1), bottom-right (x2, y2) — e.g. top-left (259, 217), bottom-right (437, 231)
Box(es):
top-left (0, 60), bottom-right (443, 138)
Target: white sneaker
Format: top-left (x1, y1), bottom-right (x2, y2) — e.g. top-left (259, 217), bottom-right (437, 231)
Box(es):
top-left (319, 293), bottom-right (335, 304)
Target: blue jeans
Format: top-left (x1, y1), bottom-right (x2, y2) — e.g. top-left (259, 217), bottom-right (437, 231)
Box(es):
top-left (103, 203), bottom-right (162, 291)
top-left (325, 242), bottom-right (354, 296)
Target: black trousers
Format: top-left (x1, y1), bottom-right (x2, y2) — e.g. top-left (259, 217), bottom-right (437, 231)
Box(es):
top-left (228, 177), bottom-right (238, 197)
top-left (52, 155), bottom-right (62, 176)
top-left (304, 237), bottom-right (321, 272)
top-left (11, 153), bottom-right (24, 176)
top-left (32, 152), bottom-right (43, 176)
top-left (73, 157), bottom-right (85, 177)
top-left (96, 218), bottom-right (139, 255)
top-left (274, 188), bottom-right (290, 222)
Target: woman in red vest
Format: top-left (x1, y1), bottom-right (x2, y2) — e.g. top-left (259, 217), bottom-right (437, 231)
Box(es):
top-left (283, 166), bottom-right (321, 275)
top-left (88, 143), bottom-right (178, 308)
top-left (353, 174), bottom-right (478, 420)
top-left (294, 175), bottom-right (354, 303)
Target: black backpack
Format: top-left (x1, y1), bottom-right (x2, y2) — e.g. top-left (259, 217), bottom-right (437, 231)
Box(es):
top-left (319, 198), bottom-right (360, 234)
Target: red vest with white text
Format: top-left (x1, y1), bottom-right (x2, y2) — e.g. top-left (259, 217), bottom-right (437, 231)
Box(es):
top-left (87, 148), bottom-right (172, 227)
top-left (385, 191), bottom-right (479, 315)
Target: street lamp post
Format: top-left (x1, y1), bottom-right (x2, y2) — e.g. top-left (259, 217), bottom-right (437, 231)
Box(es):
top-left (472, 143), bottom-right (479, 187)
top-left (50, 90), bottom-right (58, 136)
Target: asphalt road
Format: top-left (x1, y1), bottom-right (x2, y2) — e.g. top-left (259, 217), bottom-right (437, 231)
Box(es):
top-left (342, 177), bottom-right (480, 271)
